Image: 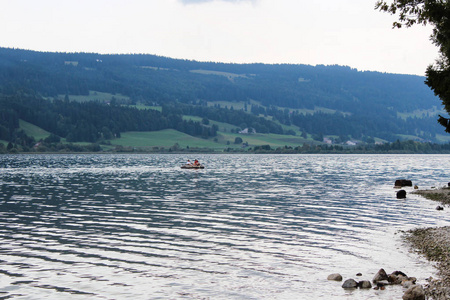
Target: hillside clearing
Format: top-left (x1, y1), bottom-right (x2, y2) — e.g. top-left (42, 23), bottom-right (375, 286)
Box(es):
top-left (20, 120), bottom-right (50, 141)
top-left (56, 91), bottom-right (130, 103)
top-left (109, 130), bottom-right (223, 149)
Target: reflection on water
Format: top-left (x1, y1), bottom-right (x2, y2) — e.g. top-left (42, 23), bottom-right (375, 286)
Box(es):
top-left (0, 154), bottom-right (449, 299)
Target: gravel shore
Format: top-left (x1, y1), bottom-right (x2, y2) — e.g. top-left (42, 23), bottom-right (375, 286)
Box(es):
top-left (412, 187), bottom-right (450, 206)
top-left (406, 187), bottom-right (450, 299)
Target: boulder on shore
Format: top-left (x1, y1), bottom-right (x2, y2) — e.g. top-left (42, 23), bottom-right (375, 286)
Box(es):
top-left (402, 285), bottom-right (425, 300)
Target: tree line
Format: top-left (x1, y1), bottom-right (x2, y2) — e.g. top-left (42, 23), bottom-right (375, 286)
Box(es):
top-left (234, 140), bottom-right (450, 154)
top-left (0, 93), bottom-right (218, 148)
top-left (162, 103), bottom-right (284, 134)
top-left (0, 47), bottom-right (447, 143)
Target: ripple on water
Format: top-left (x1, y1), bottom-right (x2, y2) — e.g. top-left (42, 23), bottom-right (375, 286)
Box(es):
top-left (0, 154), bottom-right (449, 299)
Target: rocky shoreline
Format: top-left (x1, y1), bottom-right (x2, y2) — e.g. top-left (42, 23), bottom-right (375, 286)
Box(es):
top-left (328, 185), bottom-right (450, 299)
top-left (412, 187), bottom-right (450, 206)
top-left (406, 186), bottom-right (450, 299)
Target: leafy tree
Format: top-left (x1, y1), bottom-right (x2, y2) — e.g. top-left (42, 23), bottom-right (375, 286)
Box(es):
top-left (376, 0), bottom-right (450, 132)
top-left (44, 133), bottom-right (61, 143)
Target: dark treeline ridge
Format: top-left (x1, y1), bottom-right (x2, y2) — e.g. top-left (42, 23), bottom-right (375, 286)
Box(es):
top-left (236, 140), bottom-right (450, 154)
top-left (3, 138), bottom-right (450, 154)
top-left (0, 93), bottom-right (219, 149)
top-left (162, 103), bottom-right (284, 134)
top-left (289, 111), bottom-right (438, 141)
top-left (0, 47), bottom-right (448, 147)
top-left (0, 48), bottom-right (435, 112)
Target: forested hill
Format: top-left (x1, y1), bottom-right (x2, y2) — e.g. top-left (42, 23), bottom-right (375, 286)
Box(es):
top-left (0, 47), bottom-right (435, 112)
top-left (0, 47), bottom-right (447, 150)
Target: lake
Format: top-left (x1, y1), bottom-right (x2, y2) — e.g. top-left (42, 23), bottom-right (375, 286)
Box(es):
top-left (0, 154), bottom-right (449, 299)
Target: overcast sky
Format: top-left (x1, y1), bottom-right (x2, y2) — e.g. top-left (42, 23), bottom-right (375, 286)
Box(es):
top-left (0, 0), bottom-right (439, 75)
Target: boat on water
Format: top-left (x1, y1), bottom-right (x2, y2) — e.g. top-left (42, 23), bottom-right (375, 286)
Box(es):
top-left (181, 164), bottom-right (205, 169)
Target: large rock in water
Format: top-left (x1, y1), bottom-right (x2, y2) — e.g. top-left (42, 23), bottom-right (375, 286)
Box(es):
top-left (373, 268), bottom-right (389, 283)
top-left (358, 280), bottom-right (372, 289)
top-left (397, 190), bottom-right (407, 199)
top-left (402, 285), bottom-right (425, 300)
top-left (327, 273), bottom-right (343, 281)
top-left (342, 279), bottom-right (358, 289)
top-left (395, 179), bottom-right (412, 187)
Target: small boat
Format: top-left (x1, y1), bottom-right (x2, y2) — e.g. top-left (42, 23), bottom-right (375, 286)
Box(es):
top-left (181, 164), bottom-right (205, 169)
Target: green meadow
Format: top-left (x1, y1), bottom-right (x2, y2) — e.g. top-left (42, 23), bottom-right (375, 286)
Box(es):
top-left (397, 106), bottom-right (443, 120)
top-left (109, 129), bottom-right (224, 149)
top-left (217, 132), bottom-right (309, 148)
top-left (56, 91), bottom-right (130, 103)
top-left (108, 129), bottom-right (309, 151)
top-left (15, 116), bottom-right (310, 151)
top-left (20, 120), bottom-right (51, 141)
top-left (12, 101), bottom-right (336, 151)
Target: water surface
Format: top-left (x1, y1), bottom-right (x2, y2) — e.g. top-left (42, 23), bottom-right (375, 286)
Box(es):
top-left (0, 154), bottom-right (449, 299)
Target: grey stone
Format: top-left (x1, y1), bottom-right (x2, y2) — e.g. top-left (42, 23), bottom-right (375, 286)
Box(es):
top-left (327, 273), bottom-right (343, 281)
top-left (373, 268), bottom-right (389, 283)
top-left (388, 273), bottom-right (408, 284)
top-left (342, 279), bottom-right (358, 289)
top-left (402, 285), bottom-right (425, 300)
top-left (358, 280), bottom-right (372, 289)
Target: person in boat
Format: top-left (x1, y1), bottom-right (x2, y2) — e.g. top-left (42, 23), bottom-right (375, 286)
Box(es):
top-left (193, 159), bottom-right (200, 166)
top-left (186, 159), bottom-right (193, 166)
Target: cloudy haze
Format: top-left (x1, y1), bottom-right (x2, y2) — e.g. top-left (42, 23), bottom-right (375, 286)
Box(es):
top-left (0, 0), bottom-right (438, 75)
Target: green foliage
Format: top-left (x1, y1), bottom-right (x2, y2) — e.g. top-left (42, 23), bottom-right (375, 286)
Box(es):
top-left (376, 0), bottom-right (450, 132)
top-left (19, 119), bottom-right (50, 141)
top-left (0, 47), bottom-right (446, 145)
top-left (44, 133), bottom-right (61, 143)
top-left (253, 145), bottom-right (272, 152)
top-left (234, 137), bottom-right (243, 144)
top-left (163, 102), bottom-right (284, 135)
top-left (109, 129), bottom-right (222, 149)
top-left (0, 93), bottom-right (217, 144)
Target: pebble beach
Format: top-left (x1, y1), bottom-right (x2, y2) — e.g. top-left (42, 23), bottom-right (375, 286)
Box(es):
top-left (407, 187), bottom-right (450, 299)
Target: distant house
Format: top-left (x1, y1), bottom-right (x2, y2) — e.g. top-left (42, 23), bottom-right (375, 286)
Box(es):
top-left (239, 128), bottom-right (256, 134)
top-left (64, 61), bottom-right (78, 66)
top-left (346, 140), bottom-right (358, 146)
top-left (323, 137), bottom-right (333, 144)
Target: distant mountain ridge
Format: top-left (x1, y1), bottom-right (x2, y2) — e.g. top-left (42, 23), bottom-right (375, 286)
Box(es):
top-left (0, 47), bottom-right (436, 110)
top-left (0, 47), bottom-right (447, 149)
